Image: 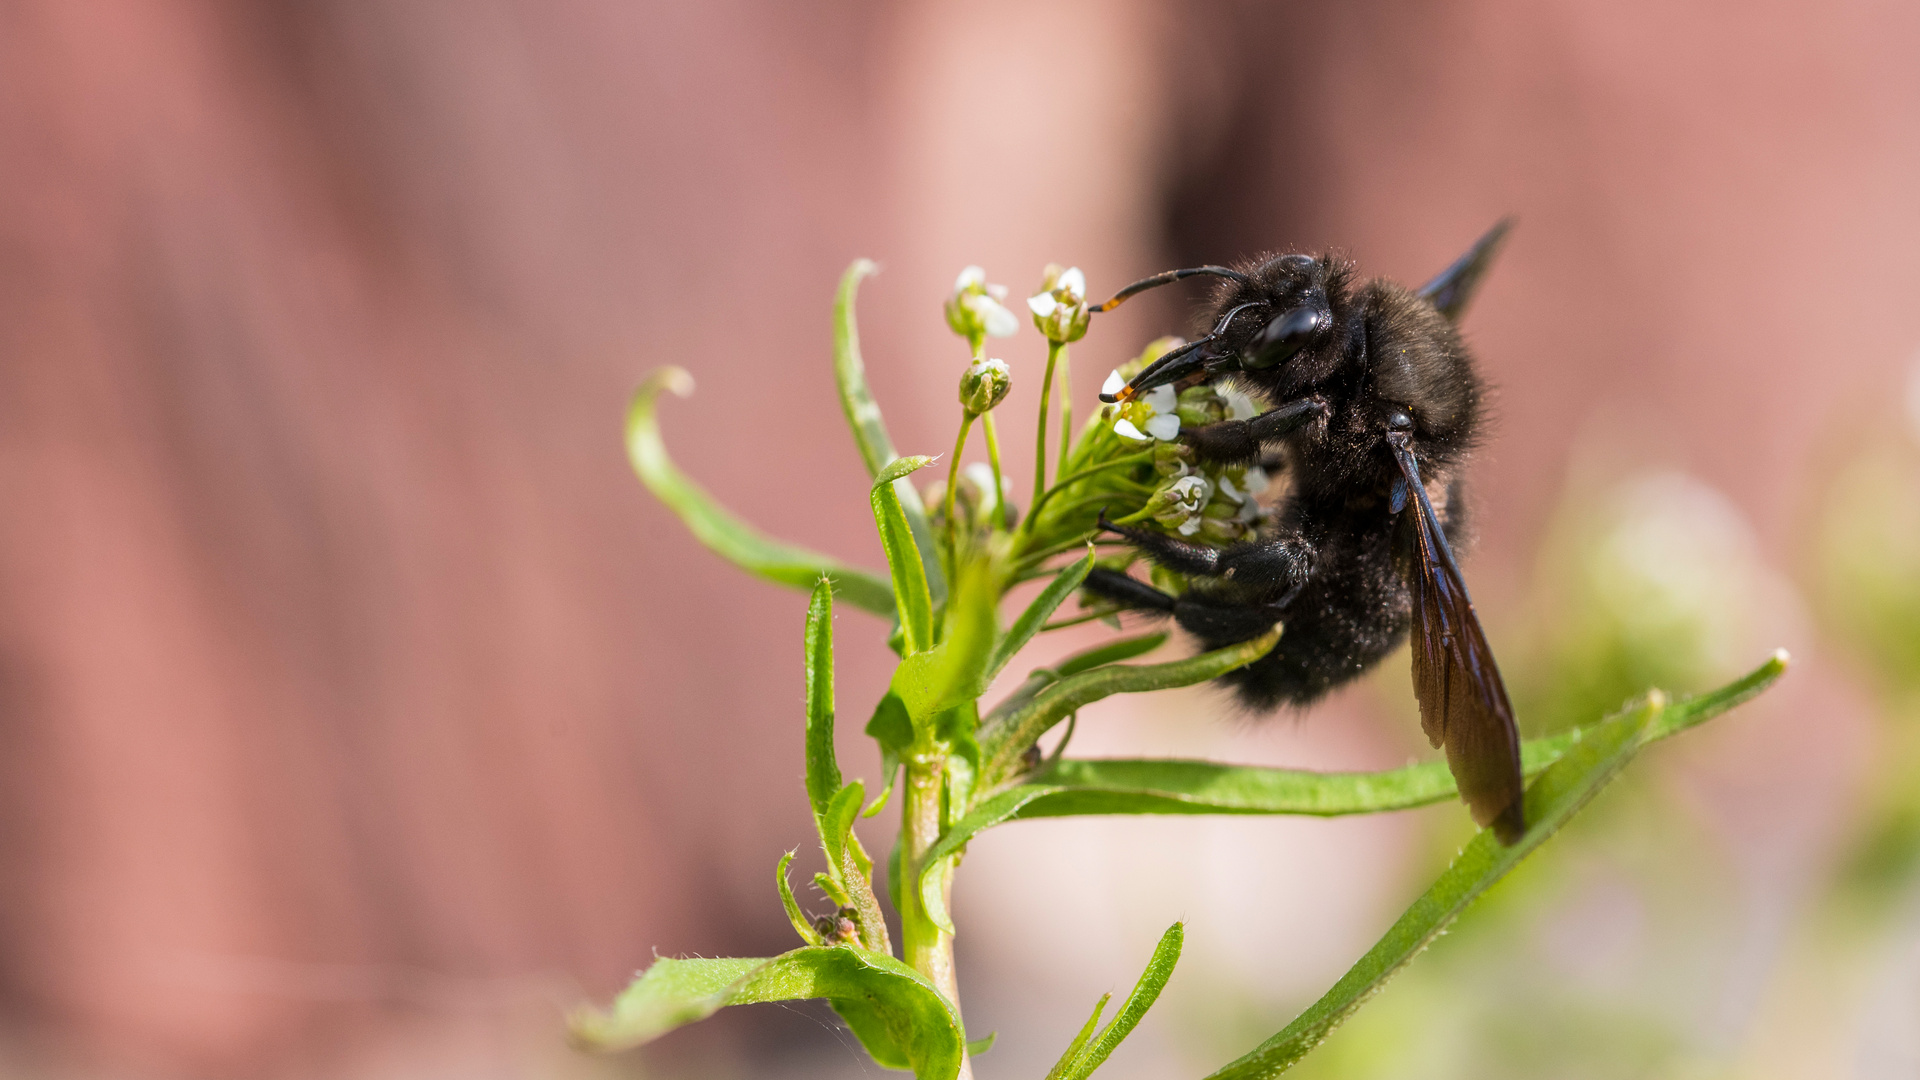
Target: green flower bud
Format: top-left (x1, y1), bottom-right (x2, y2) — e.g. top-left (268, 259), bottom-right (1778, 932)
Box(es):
top-left (959, 357), bottom-right (1012, 415)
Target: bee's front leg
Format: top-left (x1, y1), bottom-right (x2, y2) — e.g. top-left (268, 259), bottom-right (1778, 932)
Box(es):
top-left (1098, 514), bottom-right (1313, 589)
top-left (1182, 395), bottom-right (1328, 465)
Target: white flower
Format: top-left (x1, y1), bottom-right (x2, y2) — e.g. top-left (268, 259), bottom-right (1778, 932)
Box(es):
top-left (1216, 473), bottom-right (1246, 503)
top-left (946, 267), bottom-right (1020, 341)
top-left (1027, 264), bottom-right (1091, 343)
top-left (967, 292), bottom-right (1019, 338)
top-left (1102, 369), bottom-right (1127, 398)
top-left (1153, 474), bottom-right (1212, 534)
top-left (1111, 380), bottom-right (1182, 442)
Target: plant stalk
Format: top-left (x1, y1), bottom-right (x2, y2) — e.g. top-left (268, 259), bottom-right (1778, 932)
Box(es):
top-left (901, 752), bottom-right (972, 1080)
top-left (1033, 341), bottom-right (1063, 510)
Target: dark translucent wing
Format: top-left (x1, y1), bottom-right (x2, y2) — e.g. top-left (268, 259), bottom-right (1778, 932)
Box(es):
top-left (1417, 218), bottom-right (1514, 324)
top-left (1390, 436), bottom-right (1525, 843)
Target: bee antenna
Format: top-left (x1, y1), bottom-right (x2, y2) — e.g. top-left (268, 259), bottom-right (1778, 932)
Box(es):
top-left (1090, 266), bottom-right (1248, 313)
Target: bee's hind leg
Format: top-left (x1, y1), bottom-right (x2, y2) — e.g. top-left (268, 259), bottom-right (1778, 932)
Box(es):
top-left (1084, 567), bottom-right (1176, 614)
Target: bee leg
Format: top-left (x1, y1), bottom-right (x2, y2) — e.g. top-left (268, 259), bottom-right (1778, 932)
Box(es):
top-left (1098, 513), bottom-right (1313, 588)
top-left (1182, 395), bottom-right (1328, 465)
top-left (1083, 567), bottom-right (1176, 614)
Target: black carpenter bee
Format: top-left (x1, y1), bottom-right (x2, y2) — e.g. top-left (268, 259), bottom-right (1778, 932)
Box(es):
top-left (1084, 221), bottom-right (1526, 843)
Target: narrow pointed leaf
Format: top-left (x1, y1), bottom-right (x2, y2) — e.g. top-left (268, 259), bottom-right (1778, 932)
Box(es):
top-left (626, 367), bottom-right (894, 615)
top-left (989, 550), bottom-right (1094, 682)
top-left (1066, 923), bottom-right (1183, 1080)
top-left (927, 653), bottom-right (1787, 889)
top-left (572, 947), bottom-right (964, 1080)
top-left (891, 555), bottom-right (1004, 729)
top-left (1056, 632), bottom-right (1169, 676)
top-left (818, 781), bottom-right (890, 954)
top-left (833, 260), bottom-right (946, 602)
top-left (980, 627), bottom-right (1281, 788)
top-left (1199, 659), bottom-right (1787, 1080)
top-left (777, 852), bottom-right (822, 946)
top-left (873, 456), bottom-right (936, 654)
top-left (804, 581), bottom-right (841, 818)
top-left (1044, 993), bottom-right (1110, 1080)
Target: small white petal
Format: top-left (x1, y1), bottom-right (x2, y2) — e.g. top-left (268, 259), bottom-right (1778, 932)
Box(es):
top-left (1216, 475), bottom-right (1245, 503)
top-left (1102, 370), bottom-right (1126, 396)
top-left (1058, 267), bottom-right (1086, 300)
top-left (986, 282), bottom-right (1008, 301)
top-left (1027, 293), bottom-right (1058, 317)
top-left (1145, 412), bottom-right (1182, 441)
top-left (981, 357), bottom-right (1010, 376)
top-left (1114, 417), bottom-right (1151, 441)
top-left (1143, 385), bottom-right (1178, 414)
top-left (1178, 517), bottom-right (1204, 536)
top-left (1243, 466), bottom-right (1270, 494)
top-left (982, 301), bottom-right (1019, 338)
top-left (955, 265), bottom-right (985, 291)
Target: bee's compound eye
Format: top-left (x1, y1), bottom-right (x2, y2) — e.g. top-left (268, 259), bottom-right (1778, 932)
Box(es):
top-left (1387, 409), bottom-right (1414, 431)
top-left (1241, 305), bottom-right (1327, 370)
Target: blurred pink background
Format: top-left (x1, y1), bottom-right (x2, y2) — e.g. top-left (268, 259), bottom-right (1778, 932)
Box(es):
top-left (2, 1), bottom-right (1918, 1077)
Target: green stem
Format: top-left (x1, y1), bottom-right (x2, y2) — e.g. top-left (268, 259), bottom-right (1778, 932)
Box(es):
top-left (981, 412), bottom-right (1012, 531)
top-left (1032, 341), bottom-right (1063, 512)
top-left (1023, 450), bottom-right (1156, 535)
top-left (901, 752), bottom-right (971, 1079)
top-left (1057, 351), bottom-right (1073, 479)
top-left (944, 413), bottom-right (977, 581)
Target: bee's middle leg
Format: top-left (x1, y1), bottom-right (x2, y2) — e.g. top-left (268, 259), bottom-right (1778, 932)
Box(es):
top-left (1182, 395), bottom-right (1328, 465)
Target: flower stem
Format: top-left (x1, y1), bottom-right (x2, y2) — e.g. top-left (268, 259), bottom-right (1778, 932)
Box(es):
top-left (980, 412), bottom-right (1012, 531)
top-left (945, 413), bottom-right (977, 579)
top-left (1057, 353), bottom-right (1073, 479)
top-left (1033, 341), bottom-right (1063, 511)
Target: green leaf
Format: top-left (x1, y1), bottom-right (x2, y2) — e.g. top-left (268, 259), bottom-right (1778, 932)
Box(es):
top-left (966, 1032), bottom-right (998, 1057)
top-left (1200, 652), bottom-right (1791, 1080)
top-left (626, 367), bottom-right (895, 615)
top-left (804, 580), bottom-right (841, 818)
top-left (1045, 994), bottom-right (1109, 1080)
top-left (1055, 632), bottom-right (1169, 676)
top-left (833, 260), bottom-right (946, 603)
top-left (1050, 923), bottom-right (1183, 1080)
top-left (572, 946), bottom-right (964, 1080)
top-left (989, 550), bottom-right (1094, 682)
top-left (818, 781), bottom-right (890, 954)
top-left (873, 456), bottom-right (937, 654)
top-left (979, 627), bottom-right (1282, 789)
top-left (891, 555), bottom-right (1004, 731)
top-left (927, 652), bottom-right (1789, 901)
top-left (777, 851), bottom-right (822, 946)
top-left (866, 692), bottom-right (912, 814)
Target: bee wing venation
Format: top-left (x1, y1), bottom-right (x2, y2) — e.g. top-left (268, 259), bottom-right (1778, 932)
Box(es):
top-left (1394, 441), bottom-right (1525, 842)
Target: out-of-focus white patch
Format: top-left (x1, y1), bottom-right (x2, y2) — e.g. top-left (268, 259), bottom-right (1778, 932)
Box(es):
top-left (1027, 292), bottom-right (1058, 317)
top-left (1057, 266), bottom-right (1086, 300)
top-left (954, 265), bottom-right (985, 291)
top-left (1221, 387), bottom-right (1258, 421)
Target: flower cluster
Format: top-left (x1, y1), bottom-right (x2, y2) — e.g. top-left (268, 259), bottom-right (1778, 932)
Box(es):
top-left (1097, 340), bottom-right (1272, 542)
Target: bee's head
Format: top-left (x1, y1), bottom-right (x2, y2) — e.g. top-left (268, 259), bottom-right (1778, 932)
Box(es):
top-left (1107, 254), bottom-right (1345, 402)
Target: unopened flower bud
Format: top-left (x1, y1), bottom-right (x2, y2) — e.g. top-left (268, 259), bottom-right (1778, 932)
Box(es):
top-left (960, 357), bottom-right (1012, 414)
top-left (1152, 441), bottom-right (1192, 477)
top-left (945, 266), bottom-right (1019, 342)
top-left (1027, 264), bottom-right (1091, 343)
top-left (1176, 385), bottom-right (1228, 427)
top-left (1146, 474), bottom-right (1212, 534)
